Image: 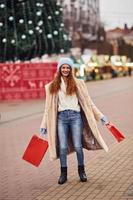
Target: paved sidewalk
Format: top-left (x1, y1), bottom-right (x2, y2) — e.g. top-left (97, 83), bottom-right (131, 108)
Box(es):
top-left (35, 136), bottom-right (133, 200)
top-left (0, 99), bottom-right (44, 124)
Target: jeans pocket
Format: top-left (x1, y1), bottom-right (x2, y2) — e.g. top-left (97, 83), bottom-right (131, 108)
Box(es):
top-left (58, 112), bottom-right (66, 119)
top-left (70, 113), bottom-right (82, 122)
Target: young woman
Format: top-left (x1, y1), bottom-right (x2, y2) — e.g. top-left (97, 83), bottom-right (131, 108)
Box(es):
top-left (40, 57), bottom-right (109, 184)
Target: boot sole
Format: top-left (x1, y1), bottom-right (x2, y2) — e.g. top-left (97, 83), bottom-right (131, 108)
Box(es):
top-left (58, 179), bottom-right (67, 185)
top-left (80, 178), bottom-right (87, 182)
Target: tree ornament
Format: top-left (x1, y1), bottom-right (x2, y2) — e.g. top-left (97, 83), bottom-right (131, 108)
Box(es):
top-left (29, 30), bottom-right (34, 35)
top-left (53, 30), bottom-right (58, 35)
top-left (11, 39), bottom-right (15, 44)
top-left (28, 20), bottom-right (33, 24)
top-left (36, 11), bottom-right (42, 16)
top-left (56, 2), bottom-right (60, 6)
top-left (36, 3), bottom-right (40, 7)
top-left (21, 34), bottom-right (26, 39)
top-left (35, 26), bottom-right (40, 30)
top-left (0, 4), bottom-right (5, 8)
top-left (60, 49), bottom-right (64, 53)
top-left (39, 29), bottom-right (43, 33)
top-left (0, 22), bottom-right (3, 27)
top-left (63, 34), bottom-right (68, 40)
top-left (38, 20), bottom-right (43, 26)
top-left (40, 3), bottom-right (43, 7)
top-left (60, 8), bottom-right (63, 11)
top-left (19, 19), bottom-right (24, 24)
top-left (48, 16), bottom-right (52, 20)
top-left (55, 11), bottom-right (59, 15)
top-left (47, 34), bottom-right (52, 39)
top-left (2, 38), bottom-right (7, 43)
top-left (60, 23), bottom-right (64, 27)
top-left (9, 16), bottom-right (14, 21)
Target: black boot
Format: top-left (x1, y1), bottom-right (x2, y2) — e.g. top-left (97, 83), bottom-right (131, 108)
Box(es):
top-left (58, 167), bottom-right (67, 184)
top-left (78, 165), bottom-right (87, 182)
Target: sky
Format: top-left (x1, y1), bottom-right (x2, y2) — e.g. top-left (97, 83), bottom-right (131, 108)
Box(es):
top-left (100, 0), bottom-right (133, 30)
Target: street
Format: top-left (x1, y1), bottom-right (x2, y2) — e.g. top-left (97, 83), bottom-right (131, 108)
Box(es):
top-left (0, 77), bottom-right (133, 200)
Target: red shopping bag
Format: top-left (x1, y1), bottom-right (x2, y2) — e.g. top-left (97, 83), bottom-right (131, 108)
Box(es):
top-left (106, 122), bottom-right (125, 142)
top-left (22, 135), bottom-right (48, 167)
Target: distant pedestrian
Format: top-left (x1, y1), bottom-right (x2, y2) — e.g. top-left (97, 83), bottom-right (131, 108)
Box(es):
top-left (91, 69), bottom-right (96, 80)
top-left (111, 68), bottom-right (117, 78)
top-left (128, 67), bottom-right (132, 76)
top-left (40, 57), bottom-right (109, 184)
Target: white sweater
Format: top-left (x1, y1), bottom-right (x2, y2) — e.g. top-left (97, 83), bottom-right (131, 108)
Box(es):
top-left (58, 78), bottom-right (80, 112)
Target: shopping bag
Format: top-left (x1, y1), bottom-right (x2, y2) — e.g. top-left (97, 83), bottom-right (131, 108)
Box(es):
top-left (22, 135), bottom-right (48, 167)
top-left (106, 122), bottom-right (125, 142)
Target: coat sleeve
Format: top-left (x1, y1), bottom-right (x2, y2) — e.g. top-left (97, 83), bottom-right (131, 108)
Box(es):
top-left (81, 80), bottom-right (104, 121)
top-left (40, 85), bottom-right (49, 129)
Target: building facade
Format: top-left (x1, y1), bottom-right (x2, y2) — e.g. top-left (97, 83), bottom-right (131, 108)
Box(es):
top-left (58, 0), bottom-right (100, 41)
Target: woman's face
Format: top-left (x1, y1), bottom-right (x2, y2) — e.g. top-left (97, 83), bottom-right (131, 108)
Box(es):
top-left (60, 64), bottom-right (71, 77)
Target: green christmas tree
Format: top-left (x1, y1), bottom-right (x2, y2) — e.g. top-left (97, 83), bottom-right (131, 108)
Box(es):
top-left (0, 0), bottom-right (71, 62)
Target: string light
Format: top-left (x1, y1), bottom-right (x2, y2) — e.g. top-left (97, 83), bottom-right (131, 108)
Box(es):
top-left (39, 29), bottom-right (43, 33)
top-left (28, 30), bottom-right (34, 34)
top-left (48, 16), bottom-right (52, 20)
top-left (0, 4), bottom-right (5, 8)
top-left (40, 3), bottom-right (44, 7)
top-left (60, 23), bottom-right (64, 27)
top-left (2, 38), bottom-right (7, 43)
top-left (0, 22), bottom-right (3, 27)
top-left (9, 16), bottom-right (14, 21)
top-left (63, 34), bottom-right (68, 40)
top-left (35, 26), bottom-right (40, 30)
top-left (55, 11), bottom-right (59, 15)
top-left (53, 30), bottom-right (58, 35)
top-left (60, 7), bottom-right (63, 11)
top-left (36, 3), bottom-right (40, 7)
top-left (21, 34), bottom-right (26, 39)
top-left (11, 39), bottom-right (15, 44)
top-left (19, 19), bottom-right (24, 23)
top-left (56, 2), bottom-right (60, 6)
top-left (36, 11), bottom-right (42, 16)
top-left (36, 3), bottom-right (44, 7)
top-left (47, 34), bottom-right (52, 39)
top-left (28, 20), bottom-right (32, 24)
top-left (60, 49), bottom-right (64, 53)
top-left (38, 20), bottom-right (43, 26)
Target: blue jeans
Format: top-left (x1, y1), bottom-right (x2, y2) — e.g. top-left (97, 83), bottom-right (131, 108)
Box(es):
top-left (57, 110), bottom-right (84, 167)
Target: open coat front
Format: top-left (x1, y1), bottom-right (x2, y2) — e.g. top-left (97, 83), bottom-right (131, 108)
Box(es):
top-left (40, 79), bottom-right (109, 161)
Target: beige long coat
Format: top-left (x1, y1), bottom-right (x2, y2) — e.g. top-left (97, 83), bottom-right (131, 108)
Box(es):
top-left (40, 78), bottom-right (109, 161)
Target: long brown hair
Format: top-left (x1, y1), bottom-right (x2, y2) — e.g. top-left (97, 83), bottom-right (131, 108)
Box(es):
top-left (49, 68), bottom-right (77, 95)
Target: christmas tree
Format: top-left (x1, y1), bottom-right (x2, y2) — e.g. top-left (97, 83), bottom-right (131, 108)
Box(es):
top-left (0, 0), bottom-right (71, 62)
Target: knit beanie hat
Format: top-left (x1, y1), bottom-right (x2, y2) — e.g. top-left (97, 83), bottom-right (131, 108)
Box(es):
top-left (57, 57), bottom-right (74, 69)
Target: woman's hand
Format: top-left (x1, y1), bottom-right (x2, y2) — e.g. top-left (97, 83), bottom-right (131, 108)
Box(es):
top-left (101, 116), bottom-right (109, 125)
top-left (40, 128), bottom-right (47, 139)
